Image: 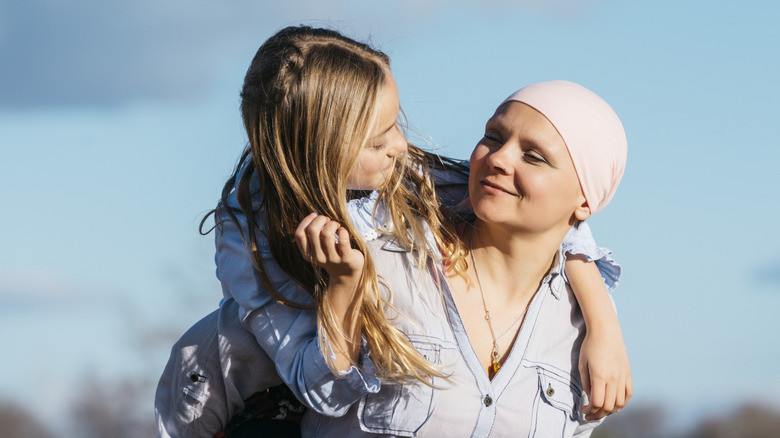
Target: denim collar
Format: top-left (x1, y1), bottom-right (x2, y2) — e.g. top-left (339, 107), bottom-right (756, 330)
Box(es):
top-left (347, 190), bottom-right (393, 242)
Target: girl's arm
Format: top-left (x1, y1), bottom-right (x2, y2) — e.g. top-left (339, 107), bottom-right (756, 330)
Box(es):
top-left (215, 207), bottom-right (379, 417)
top-left (562, 225), bottom-right (632, 421)
top-left (565, 255), bottom-right (632, 420)
top-left (294, 213), bottom-right (364, 371)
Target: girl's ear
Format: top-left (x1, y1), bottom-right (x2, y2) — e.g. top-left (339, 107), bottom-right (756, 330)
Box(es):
top-left (574, 199), bottom-right (592, 221)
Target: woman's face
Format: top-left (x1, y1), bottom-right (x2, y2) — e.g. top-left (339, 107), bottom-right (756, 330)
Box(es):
top-left (469, 101), bottom-right (589, 233)
top-left (346, 71), bottom-right (407, 190)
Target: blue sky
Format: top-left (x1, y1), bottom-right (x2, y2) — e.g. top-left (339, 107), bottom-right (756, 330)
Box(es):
top-left (1, 0), bottom-right (779, 431)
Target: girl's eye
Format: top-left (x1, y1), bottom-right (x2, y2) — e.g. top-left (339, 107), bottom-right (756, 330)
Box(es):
top-left (372, 143), bottom-right (386, 151)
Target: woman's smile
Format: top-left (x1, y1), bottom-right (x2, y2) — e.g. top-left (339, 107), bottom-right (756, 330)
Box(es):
top-left (479, 178), bottom-right (518, 197)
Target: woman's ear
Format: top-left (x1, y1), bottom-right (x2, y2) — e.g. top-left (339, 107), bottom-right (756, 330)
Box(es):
top-left (574, 199), bottom-right (592, 221)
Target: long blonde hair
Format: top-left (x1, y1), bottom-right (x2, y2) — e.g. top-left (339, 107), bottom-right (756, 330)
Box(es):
top-left (212, 25), bottom-right (464, 382)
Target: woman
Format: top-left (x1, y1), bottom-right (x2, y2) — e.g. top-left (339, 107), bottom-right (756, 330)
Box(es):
top-left (301, 80), bottom-right (629, 437)
top-left (443, 80), bottom-right (629, 436)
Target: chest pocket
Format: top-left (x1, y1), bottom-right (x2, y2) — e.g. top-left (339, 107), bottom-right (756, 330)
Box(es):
top-left (530, 367), bottom-right (583, 437)
top-left (357, 336), bottom-right (441, 437)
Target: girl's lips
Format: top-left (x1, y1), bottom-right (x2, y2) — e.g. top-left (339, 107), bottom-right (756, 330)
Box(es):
top-left (481, 179), bottom-right (518, 197)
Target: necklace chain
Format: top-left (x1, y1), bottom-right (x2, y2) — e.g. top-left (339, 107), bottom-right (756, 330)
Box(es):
top-left (469, 230), bottom-right (528, 375)
top-left (495, 312), bottom-right (527, 341)
top-left (470, 231), bottom-right (502, 374)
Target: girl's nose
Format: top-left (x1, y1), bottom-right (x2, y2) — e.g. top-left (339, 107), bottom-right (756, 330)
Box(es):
top-left (387, 125), bottom-right (407, 157)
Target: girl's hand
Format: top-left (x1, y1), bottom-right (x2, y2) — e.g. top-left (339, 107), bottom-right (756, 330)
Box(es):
top-left (579, 324), bottom-right (633, 420)
top-left (564, 253), bottom-right (632, 420)
top-left (295, 213), bottom-right (364, 280)
top-left (295, 213), bottom-right (364, 371)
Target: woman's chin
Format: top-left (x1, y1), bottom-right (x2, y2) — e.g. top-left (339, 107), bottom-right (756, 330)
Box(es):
top-left (472, 205), bottom-right (514, 228)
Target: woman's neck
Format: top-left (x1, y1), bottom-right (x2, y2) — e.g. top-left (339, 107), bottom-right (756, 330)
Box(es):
top-left (467, 219), bottom-right (569, 301)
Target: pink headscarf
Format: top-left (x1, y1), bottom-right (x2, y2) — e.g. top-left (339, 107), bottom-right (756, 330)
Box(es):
top-left (503, 80), bottom-right (627, 215)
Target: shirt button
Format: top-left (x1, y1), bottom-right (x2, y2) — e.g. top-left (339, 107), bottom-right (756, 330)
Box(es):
top-left (546, 386), bottom-right (555, 397)
top-left (484, 395), bottom-right (493, 406)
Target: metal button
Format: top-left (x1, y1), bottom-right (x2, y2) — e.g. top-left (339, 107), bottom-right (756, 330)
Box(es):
top-left (546, 385), bottom-right (555, 397)
top-left (484, 395), bottom-right (493, 406)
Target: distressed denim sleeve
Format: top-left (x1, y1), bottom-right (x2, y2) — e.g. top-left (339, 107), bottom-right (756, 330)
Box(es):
top-left (214, 205), bottom-right (380, 416)
top-left (430, 159), bottom-right (470, 208)
top-left (560, 222), bottom-right (622, 292)
top-left (243, 303), bottom-right (380, 417)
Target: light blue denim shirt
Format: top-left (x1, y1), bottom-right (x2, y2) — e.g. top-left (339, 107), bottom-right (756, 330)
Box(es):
top-left (212, 156), bottom-right (621, 421)
top-left (302, 243), bottom-right (606, 438)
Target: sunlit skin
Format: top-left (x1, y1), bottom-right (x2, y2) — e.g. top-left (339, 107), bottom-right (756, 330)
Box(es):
top-left (346, 70), bottom-right (407, 190)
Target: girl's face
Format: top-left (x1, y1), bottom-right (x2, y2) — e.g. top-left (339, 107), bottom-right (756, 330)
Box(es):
top-left (347, 72), bottom-right (407, 190)
top-left (469, 101), bottom-right (589, 233)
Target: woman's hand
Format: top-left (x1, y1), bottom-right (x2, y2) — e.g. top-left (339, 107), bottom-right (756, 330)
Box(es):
top-left (579, 323), bottom-right (633, 420)
top-left (295, 213), bottom-right (364, 371)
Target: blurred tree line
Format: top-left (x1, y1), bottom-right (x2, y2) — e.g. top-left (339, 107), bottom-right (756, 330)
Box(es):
top-left (3, 393), bottom-right (780, 437)
top-left (0, 254), bottom-right (217, 437)
top-left (592, 402), bottom-right (780, 438)
top-left (0, 378), bottom-right (155, 437)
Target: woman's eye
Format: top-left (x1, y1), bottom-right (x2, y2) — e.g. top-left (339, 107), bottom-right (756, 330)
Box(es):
top-left (372, 143), bottom-right (386, 151)
top-left (482, 132), bottom-right (502, 144)
top-left (524, 152), bottom-right (547, 164)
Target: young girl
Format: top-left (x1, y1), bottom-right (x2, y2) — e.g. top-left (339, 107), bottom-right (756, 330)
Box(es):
top-left (155, 26), bottom-right (629, 437)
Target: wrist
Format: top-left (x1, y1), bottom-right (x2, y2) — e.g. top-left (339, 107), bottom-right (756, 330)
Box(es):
top-left (326, 272), bottom-right (363, 320)
top-left (584, 316), bottom-right (622, 339)
top-left (328, 270), bottom-right (362, 289)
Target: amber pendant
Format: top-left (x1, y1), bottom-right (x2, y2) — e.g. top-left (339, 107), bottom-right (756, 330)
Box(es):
top-left (490, 347), bottom-right (501, 374)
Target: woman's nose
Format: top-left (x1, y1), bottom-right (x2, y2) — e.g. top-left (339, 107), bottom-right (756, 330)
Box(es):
top-left (485, 144), bottom-right (512, 173)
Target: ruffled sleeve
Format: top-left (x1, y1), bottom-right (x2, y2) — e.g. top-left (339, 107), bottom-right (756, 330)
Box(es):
top-left (560, 222), bottom-right (621, 292)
